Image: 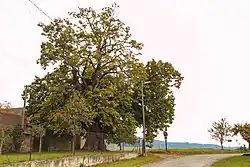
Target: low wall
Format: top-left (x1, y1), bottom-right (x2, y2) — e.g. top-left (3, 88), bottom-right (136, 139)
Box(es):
top-left (0, 152), bottom-right (138, 167)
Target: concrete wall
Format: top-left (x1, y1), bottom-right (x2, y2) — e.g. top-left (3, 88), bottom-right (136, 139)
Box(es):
top-left (0, 153), bottom-right (138, 167)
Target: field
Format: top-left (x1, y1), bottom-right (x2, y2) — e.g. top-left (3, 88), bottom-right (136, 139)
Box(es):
top-left (148, 148), bottom-right (246, 155)
top-left (95, 154), bottom-right (163, 167)
top-left (212, 155), bottom-right (250, 167)
top-left (0, 151), bottom-right (114, 164)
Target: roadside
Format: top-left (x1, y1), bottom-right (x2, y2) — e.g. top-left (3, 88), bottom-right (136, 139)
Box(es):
top-left (0, 148), bottom-right (245, 166)
top-left (142, 154), bottom-right (241, 167)
top-left (95, 154), bottom-right (163, 167)
top-left (211, 155), bottom-right (250, 167)
top-left (148, 148), bottom-right (246, 155)
top-left (0, 151), bottom-right (116, 164)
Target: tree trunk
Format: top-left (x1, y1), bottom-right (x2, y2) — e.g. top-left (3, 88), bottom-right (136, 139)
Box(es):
top-left (39, 136), bottom-right (42, 153)
top-left (0, 140), bottom-right (3, 155)
top-left (83, 122), bottom-right (106, 151)
top-left (220, 141), bottom-right (224, 150)
top-left (119, 143), bottom-right (122, 151)
top-left (72, 135), bottom-right (76, 156)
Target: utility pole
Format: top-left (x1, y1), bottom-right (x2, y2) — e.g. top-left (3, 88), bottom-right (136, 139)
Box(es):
top-left (141, 81), bottom-right (146, 155)
top-left (22, 86), bottom-right (27, 128)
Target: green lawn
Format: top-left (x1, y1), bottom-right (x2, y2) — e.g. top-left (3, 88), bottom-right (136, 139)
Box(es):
top-left (149, 148), bottom-right (246, 155)
top-left (0, 148), bottom-right (245, 165)
top-left (0, 151), bottom-right (113, 164)
top-left (212, 155), bottom-right (250, 167)
top-left (95, 154), bottom-right (163, 167)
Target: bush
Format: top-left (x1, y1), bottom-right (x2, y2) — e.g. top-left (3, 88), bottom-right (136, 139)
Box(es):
top-left (12, 124), bottom-right (24, 152)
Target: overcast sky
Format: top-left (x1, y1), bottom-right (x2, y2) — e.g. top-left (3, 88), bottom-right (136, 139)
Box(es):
top-left (0, 0), bottom-right (249, 146)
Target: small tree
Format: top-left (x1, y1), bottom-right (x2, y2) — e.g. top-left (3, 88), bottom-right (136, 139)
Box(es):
top-left (0, 101), bottom-right (11, 112)
top-left (0, 126), bottom-right (12, 154)
top-left (32, 124), bottom-right (46, 153)
top-left (232, 123), bottom-right (250, 150)
top-left (106, 113), bottom-right (137, 151)
top-left (0, 103), bottom-right (13, 154)
top-left (12, 124), bottom-right (25, 152)
top-left (208, 118), bottom-right (232, 150)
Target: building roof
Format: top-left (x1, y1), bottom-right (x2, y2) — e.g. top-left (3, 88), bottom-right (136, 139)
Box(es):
top-left (11, 107), bottom-right (23, 116)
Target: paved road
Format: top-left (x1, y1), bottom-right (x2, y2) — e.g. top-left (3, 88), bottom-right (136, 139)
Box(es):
top-left (143, 154), bottom-right (240, 167)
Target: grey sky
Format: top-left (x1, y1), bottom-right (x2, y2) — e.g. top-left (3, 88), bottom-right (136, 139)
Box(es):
top-left (0, 0), bottom-right (249, 146)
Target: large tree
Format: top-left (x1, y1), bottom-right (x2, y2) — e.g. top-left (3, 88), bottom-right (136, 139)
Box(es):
top-left (208, 118), bottom-right (232, 150)
top-left (132, 59), bottom-right (183, 143)
top-left (232, 123), bottom-right (250, 150)
top-left (25, 3), bottom-right (144, 150)
top-left (24, 4), bottom-right (183, 150)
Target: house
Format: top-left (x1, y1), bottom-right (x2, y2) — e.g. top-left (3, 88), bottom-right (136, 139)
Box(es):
top-left (1, 108), bottom-right (83, 152)
top-left (1, 108), bottom-right (112, 152)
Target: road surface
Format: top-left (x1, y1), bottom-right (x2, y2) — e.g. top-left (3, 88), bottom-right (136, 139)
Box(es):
top-left (143, 154), bottom-right (240, 167)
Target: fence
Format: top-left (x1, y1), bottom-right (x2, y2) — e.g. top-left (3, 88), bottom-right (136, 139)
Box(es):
top-left (0, 125), bottom-right (141, 155)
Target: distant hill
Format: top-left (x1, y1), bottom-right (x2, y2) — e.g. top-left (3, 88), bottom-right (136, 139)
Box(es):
top-left (150, 139), bottom-right (237, 149)
top-left (107, 139), bottom-right (237, 151)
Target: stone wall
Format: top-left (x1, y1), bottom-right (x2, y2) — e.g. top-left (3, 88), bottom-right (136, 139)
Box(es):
top-left (0, 152), bottom-right (138, 167)
top-left (20, 134), bottom-right (33, 152)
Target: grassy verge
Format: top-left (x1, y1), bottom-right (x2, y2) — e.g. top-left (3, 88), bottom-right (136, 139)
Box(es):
top-left (212, 155), bottom-right (250, 167)
top-left (148, 148), bottom-right (246, 155)
top-left (95, 154), bottom-right (163, 167)
top-left (0, 151), bottom-right (114, 164)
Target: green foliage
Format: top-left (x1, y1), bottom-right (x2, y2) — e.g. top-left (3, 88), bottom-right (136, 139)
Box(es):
top-left (132, 59), bottom-right (183, 143)
top-left (12, 124), bottom-right (24, 152)
top-left (106, 113), bottom-right (137, 146)
top-left (47, 92), bottom-right (93, 136)
top-left (232, 123), bottom-right (250, 149)
top-left (208, 118), bottom-right (232, 150)
top-left (32, 125), bottom-right (45, 138)
top-left (24, 3), bottom-right (144, 136)
top-left (0, 126), bottom-right (13, 154)
top-left (23, 3), bottom-right (183, 149)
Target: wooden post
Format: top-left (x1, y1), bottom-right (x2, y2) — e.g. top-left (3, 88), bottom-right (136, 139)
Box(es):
top-left (29, 129), bottom-right (33, 161)
top-left (22, 86), bottom-right (27, 128)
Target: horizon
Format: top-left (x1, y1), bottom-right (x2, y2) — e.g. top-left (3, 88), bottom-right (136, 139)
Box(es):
top-left (0, 0), bottom-right (249, 147)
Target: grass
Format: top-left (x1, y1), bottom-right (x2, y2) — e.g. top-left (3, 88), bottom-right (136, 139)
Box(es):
top-left (95, 154), bottom-right (163, 167)
top-left (0, 148), bottom-right (245, 165)
top-left (148, 148), bottom-right (246, 155)
top-left (212, 155), bottom-right (250, 167)
top-left (0, 151), bottom-right (114, 164)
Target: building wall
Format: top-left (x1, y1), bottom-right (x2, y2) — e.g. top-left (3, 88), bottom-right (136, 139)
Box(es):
top-left (0, 112), bottom-right (21, 126)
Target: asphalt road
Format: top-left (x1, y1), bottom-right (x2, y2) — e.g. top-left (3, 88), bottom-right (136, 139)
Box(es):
top-left (143, 154), bottom-right (240, 167)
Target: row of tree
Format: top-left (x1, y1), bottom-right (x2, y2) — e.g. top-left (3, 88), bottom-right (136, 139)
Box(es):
top-left (209, 118), bottom-right (250, 150)
top-left (23, 3), bottom-right (184, 151)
